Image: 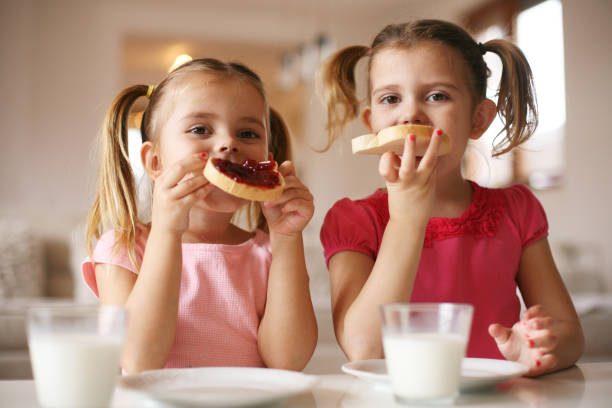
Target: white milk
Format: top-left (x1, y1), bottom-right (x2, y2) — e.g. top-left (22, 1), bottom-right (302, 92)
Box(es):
top-left (29, 334), bottom-right (122, 408)
top-left (383, 332), bottom-right (467, 402)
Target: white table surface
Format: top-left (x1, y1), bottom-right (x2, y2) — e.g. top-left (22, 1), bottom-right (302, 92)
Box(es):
top-left (1, 362), bottom-right (610, 407)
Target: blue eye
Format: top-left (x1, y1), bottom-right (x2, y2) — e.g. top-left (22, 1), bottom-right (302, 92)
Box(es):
top-left (189, 126), bottom-right (211, 135)
top-left (427, 93), bottom-right (449, 102)
top-left (238, 130), bottom-right (260, 139)
top-left (380, 95), bottom-right (400, 104)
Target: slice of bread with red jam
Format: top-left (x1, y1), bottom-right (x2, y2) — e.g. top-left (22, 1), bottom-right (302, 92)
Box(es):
top-left (204, 158), bottom-right (285, 202)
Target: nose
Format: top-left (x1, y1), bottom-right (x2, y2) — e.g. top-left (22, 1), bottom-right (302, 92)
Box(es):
top-left (397, 102), bottom-right (426, 126)
top-left (218, 145), bottom-right (238, 153)
top-left (214, 133), bottom-right (239, 157)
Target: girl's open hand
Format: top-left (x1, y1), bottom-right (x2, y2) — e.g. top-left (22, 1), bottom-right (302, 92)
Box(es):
top-left (262, 160), bottom-right (314, 236)
top-left (489, 305), bottom-right (559, 377)
top-left (379, 129), bottom-right (443, 224)
top-left (151, 153), bottom-right (213, 234)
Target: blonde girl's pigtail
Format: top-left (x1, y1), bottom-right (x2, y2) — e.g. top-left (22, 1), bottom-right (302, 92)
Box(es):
top-left (316, 45), bottom-right (370, 151)
top-left (483, 40), bottom-right (538, 156)
top-left (86, 85), bottom-right (149, 270)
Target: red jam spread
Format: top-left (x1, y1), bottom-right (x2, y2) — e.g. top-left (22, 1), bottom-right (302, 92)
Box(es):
top-left (212, 158), bottom-right (280, 189)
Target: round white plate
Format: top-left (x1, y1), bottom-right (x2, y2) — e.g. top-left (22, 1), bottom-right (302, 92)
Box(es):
top-left (119, 367), bottom-right (319, 407)
top-left (342, 358), bottom-right (528, 392)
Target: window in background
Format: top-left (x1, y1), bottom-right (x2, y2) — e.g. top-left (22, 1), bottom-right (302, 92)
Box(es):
top-left (516, 0), bottom-right (566, 189)
top-left (462, 0), bottom-right (566, 190)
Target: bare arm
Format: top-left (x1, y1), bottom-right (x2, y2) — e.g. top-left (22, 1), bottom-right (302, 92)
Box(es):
top-left (258, 233), bottom-right (317, 370)
top-left (329, 132), bottom-right (442, 361)
top-left (96, 153), bottom-right (209, 373)
top-left (257, 161), bottom-right (317, 370)
top-left (95, 230), bottom-right (183, 373)
top-left (490, 237), bottom-right (584, 376)
top-left (329, 217), bottom-right (426, 361)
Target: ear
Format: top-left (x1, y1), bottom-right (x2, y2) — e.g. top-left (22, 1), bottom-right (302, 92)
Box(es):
top-left (469, 98), bottom-right (497, 140)
top-left (361, 106), bottom-right (373, 132)
top-left (141, 141), bottom-right (163, 179)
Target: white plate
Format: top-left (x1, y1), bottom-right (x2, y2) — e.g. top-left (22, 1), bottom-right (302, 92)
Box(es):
top-left (119, 367), bottom-right (319, 407)
top-left (342, 358), bottom-right (528, 392)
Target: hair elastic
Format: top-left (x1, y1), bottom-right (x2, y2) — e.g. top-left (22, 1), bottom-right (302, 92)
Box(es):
top-left (477, 42), bottom-right (487, 55)
top-left (146, 85), bottom-right (156, 99)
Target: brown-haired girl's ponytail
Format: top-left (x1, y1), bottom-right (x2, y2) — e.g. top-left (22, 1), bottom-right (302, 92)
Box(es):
top-left (86, 85), bottom-right (148, 270)
top-left (483, 40), bottom-right (538, 156)
top-left (317, 45), bottom-right (370, 151)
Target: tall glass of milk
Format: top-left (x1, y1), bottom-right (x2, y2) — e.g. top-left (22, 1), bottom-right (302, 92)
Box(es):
top-left (380, 303), bottom-right (473, 405)
top-left (28, 305), bottom-right (127, 408)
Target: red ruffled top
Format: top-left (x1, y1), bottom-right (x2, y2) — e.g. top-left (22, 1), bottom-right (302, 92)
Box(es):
top-left (320, 182), bottom-right (548, 359)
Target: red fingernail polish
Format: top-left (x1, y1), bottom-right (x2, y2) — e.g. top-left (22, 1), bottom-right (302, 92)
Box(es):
top-left (435, 129), bottom-right (443, 136)
top-left (536, 360), bottom-right (541, 367)
top-left (409, 134), bottom-right (416, 141)
top-left (200, 152), bottom-right (208, 159)
top-left (528, 339), bottom-right (535, 348)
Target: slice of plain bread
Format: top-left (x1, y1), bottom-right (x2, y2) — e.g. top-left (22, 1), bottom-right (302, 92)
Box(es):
top-left (204, 158), bottom-right (285, 202)
top-left (352, 124), bottom-right (451, 156)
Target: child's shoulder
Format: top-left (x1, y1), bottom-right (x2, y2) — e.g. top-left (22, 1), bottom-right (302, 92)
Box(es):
top-left (94, 225), bottom-right (149, 249)
top-left (322, 189), bottom-right (389, 239)
top-left (328, 189), bottom-right (388, 215)
top-left (476, 182), bottom-right (548, 244)
top-left (478, 182), bottom-right (543, 213)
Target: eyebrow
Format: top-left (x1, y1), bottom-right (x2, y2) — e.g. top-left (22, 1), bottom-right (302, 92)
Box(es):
top-left (181, 112), bottom-right (265, 128)
top-left (424, 81), bottom-right (460, 91)
top-left (372, 82), bottom-right (460, 96)
top-left (371, 84), bottom-right (400, 96)
top-left (182, 112), bottom-right (217, 121)
top-left (240, 117), bottom-right (266, 128)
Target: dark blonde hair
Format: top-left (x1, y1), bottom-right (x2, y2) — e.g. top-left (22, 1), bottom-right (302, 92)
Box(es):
top-left (86, 58), bottom-right (291, 269)
top-left (318, 19), bottom-right (538, 156)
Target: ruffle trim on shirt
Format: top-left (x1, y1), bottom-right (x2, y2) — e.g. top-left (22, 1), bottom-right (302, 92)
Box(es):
top-left (423, 182), bottom-right (505, 247)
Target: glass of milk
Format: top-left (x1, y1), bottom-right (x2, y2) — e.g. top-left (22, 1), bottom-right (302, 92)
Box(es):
top-left (380, 303), bottom-right (473, 405)
top-left (27, 305), bottom-right (127, 408)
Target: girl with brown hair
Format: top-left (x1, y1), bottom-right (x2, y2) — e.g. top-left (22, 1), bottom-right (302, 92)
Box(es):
top-left (318, 20), bottom-right (582, 376)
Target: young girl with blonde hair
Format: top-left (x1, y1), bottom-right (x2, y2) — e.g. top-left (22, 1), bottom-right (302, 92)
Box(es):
top-left (83, 58), bottom-right (317, 373)
top-left (318, 19), bottom-right (583, 376)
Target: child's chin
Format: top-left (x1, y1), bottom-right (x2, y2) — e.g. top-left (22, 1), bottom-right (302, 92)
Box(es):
top-left (198, 188), bottom-right (247, 211)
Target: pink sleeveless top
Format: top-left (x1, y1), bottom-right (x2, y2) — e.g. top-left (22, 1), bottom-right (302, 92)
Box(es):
top-left (82, 229), bottom-right (271, 368)
top-left (320, 182), bottom-right (548, 359)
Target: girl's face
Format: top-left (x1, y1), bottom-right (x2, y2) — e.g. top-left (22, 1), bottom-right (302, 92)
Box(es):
top-left (153, 71), bottom-right (269, 212)
top-left (363, 42), bottom-right (493, 177)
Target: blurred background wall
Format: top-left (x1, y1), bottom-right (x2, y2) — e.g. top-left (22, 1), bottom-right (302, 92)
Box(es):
top-left (0, 0), bottom-right (611, 302)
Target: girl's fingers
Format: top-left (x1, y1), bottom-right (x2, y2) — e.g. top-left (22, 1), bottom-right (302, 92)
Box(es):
top-left (280, 198), bottom-right (314, 216)
top-left (398, 134), bottom-right (416, 179)
top-left (526, 353), bottom-right (557, 377)
top-left (526, 316), bottom-right (554, 331)
top-left (418, 129), bottom-right (442, 172)
top-left (488, 323), bottom-right (512, 345)
top-left (264, 184), bottom-right (313, 208)
top-left (159, 153), bottom-right (208, 188)
top-left (168, 175), bottom-right (209, 200)
top-left (379, 151), bottom-right (401, 183)
top-left (523, 304), bottom-right (546, 320)
top-left (526, 329), bottom-right (558, 352)
top-left (539, 353), bottom-right (558, 371)
top-left (277, 160), bottom-right (296, 178)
